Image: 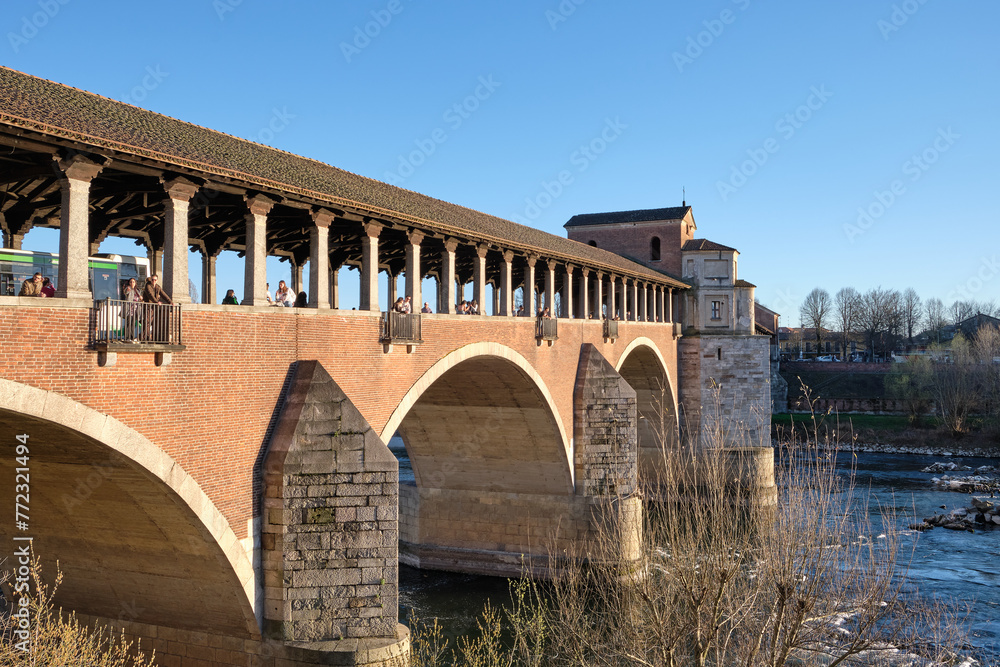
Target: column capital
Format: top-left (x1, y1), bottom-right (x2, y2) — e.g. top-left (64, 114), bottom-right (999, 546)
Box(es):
top-left (161, 176), bottom-right (199, 202)
top-left (547, 258), bottom-right (559, 271)
top-left (476, 243), bottom-right (489, 259)
top-left (311, 208), bottom-right (335, 228)
top-left (363, 220), bottom-right (384, 238)
top-left (408, 229), bottom-right (426, 246)
top-left (55, 154), bottom-right (103, 182)
top-left (565, 263), bottom-right (576, 274)
top-left (525, 254), bottom-right (539, 267)
top-left (502, 249), bottom-right (514, 263)
top-left (595, 270), bottom-right (604, 279)
top-left (579, 266), bottom-right (590, 277)
top-left (245, 194), bottom-right (275, 217)
top-left (443, 237), bottom-right (460, 253)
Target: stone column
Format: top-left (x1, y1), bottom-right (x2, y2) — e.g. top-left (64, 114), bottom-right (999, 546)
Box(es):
top-left (360, 221), bottom-right (382, 312)
top-left (666, 287), bottom-right (673, 323)
top-left (629, 281), bottom-right (638, 321)
top-left (241, 195), bottom-right (273, 306)
top-left (55, 155), bottom-right (103, 299)
top-left (607, 275), bottom-right (616, 319)
top-left (563, 264), bottom-right (574, 319)
top-left (310, 210), bottom-right (333, 308)
top-left (524, 255), bottom-right (537, 316)
top-left (638, 283), bottom-right (646, 321)
top-left (292, 263), bottom-right (304, 298)
top-left (387, 272), bottom-right (397, 307)
top-left (499, 250), bottom-right (514, 315)
top-left (473, 244), bottom-right (488, 313)
top-left (330, 266), bottom-right (340, 309)
top-left (544, 259), bottom-right (556, 315)
top-left (593, 271), bottom-right (603, 319)
top-left (406, 230), bottom-right (424, 309)
top-left (492, 284), bottom-right (500, 315)
top-left (202, 251), bottom-right (217, 304)
top-left (441, 238), bottom-right (458, 314)
top-left (578, 267), bottom-right (589, 319)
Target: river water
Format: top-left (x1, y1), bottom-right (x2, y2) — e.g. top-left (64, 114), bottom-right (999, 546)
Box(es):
top-left (390, 438), bottom-right (1000, 663)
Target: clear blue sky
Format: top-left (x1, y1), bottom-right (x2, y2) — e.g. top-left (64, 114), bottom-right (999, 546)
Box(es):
top-left (5, 0), bottom-right (998, 323)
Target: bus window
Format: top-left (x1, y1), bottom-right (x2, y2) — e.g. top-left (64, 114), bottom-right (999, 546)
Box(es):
top-left (91, 266), bottom-right (119, 301)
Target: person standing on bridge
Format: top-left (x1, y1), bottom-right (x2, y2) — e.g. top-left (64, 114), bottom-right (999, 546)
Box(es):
top-left (221, 289), bottom-right (239, 305)
top-left (421, 302), bottom-right (432, 313)
top-left (275, 280), bottom-right (294, 307)
top-left (122, 277), bottom-right (142, 341)
top-left (40, 277), bottom-right (55, 298)
top-left (18, 272), bottom-right (42, 297)
top-left (141, 275), bottom-right (172, 341)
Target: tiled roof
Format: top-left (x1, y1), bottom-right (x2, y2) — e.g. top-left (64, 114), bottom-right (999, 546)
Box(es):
top-left (682, 239), bottom-right (737, 253)
top-left (734, 279), bottom-right (756, 288)
top-left (564, 206), bottom-right (691, 228)
top-left (0, 67), bottom-right (687, 287)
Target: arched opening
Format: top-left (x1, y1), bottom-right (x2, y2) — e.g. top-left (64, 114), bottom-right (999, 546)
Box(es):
top-left (384, 346), bottom-right (573, 574)
top-left (650, 236), bottom-right (661, 261)
top-left (0, 388), bottom-right (257, 638)
top-left (397, 356), bottom-right (571, 495)
top-left (616, 341), bottom-right (678, 486)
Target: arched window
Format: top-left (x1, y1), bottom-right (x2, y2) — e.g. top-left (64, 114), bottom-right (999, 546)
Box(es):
top-left (650, 236), bottom-right (661, 261)
top-left (588, 240), bottom-right (597, 247)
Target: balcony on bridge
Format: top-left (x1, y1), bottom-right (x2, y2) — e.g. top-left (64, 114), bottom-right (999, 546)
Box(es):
top-left (380, 311), bottom-right (422, 346)
top-left (535, 316), bottom-right (558, 342)
top-left (92, 299), bottom-right (184, 351)
top-left (603, 318), bottom-right (619, 341)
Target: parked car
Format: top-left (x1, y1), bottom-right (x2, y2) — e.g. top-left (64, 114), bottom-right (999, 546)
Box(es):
top-left (815, 355), bottom-right (841, 362)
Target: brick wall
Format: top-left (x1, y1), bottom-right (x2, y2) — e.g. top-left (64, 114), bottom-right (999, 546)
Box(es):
top-left (0, 301), bottom-right (677, 546)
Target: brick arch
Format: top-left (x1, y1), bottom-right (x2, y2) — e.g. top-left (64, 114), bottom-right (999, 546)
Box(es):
top-left (382, 342), bottom-right (573, 494)
top-left (614, 338), bottom-right (680, 478)
top-left (0, 379), bottom-right (259, 638)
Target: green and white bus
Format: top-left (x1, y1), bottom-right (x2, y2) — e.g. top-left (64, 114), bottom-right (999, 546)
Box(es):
top-left (0, 249), bottom-right (151, 299)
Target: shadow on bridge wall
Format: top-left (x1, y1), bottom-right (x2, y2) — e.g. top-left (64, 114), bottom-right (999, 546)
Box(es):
top-left (615, 337), bottom-right (681, 490)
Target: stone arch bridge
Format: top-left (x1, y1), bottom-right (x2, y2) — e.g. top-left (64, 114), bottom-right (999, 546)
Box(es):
top-left (0, 67), bottom-right (770, 667)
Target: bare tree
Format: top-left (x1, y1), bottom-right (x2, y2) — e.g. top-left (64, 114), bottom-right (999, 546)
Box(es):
top-left (799, 287), bottom-right (831, 354)
top-left (834, 287), bottom-right (861, 360)
top-left (901, 287), bottom-right (922, 348)
top-left (925, 297), bottom-right (947, 343)
top-left (858, 287), bottom-right (903, 361)
top-left (950, 300), bottom-right (976, 324)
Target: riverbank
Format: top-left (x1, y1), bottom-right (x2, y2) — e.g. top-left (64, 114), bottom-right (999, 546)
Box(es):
top-left (773, 413), bottom-right (1000, 458)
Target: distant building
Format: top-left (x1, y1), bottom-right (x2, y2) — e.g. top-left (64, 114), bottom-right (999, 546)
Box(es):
top-left (565, 205), bottom-right (773, 446)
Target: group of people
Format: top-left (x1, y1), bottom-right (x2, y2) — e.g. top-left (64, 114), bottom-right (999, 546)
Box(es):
top-left (18, 272), bottom-right (56, 297)
top-left (219, 280), bottom-right (307, 307)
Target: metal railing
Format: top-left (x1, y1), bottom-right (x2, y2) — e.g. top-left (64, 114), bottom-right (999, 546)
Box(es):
top-left (380, 311), bottom-right (422, 344)
top-left (603, 319), bottom-right (619, 340)
top-left (93, 299), bottom-right (182, 346)
top-left (535, 316), bottom-right (558, 341)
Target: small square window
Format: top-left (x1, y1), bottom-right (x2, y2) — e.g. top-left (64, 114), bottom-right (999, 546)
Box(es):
top-left (711, 300), bottom-right (722, 320)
